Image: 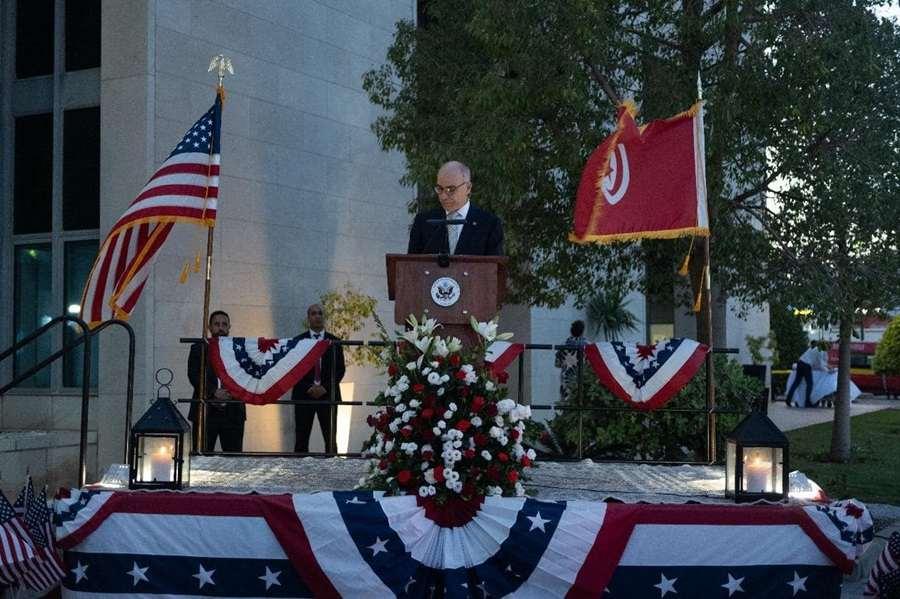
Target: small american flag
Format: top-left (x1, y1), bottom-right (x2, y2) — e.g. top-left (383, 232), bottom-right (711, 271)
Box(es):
top-left (14, 479), bottom-right (65, 591)
top-left (866, 531), bottom-right (900, 597)
top-left (80, 92), bottom-right (222, 327)
top-left (0, 490), bottom-right (36, 587)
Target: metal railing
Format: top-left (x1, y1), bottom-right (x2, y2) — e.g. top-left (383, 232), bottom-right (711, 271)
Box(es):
top-left (0, 315), bottom-right (135, 487)
top-left (177, 338), bottom-right (753, 464)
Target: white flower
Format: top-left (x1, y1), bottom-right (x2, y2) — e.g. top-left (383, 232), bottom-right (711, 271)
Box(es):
top-left (438, 420), bottom-right (446, 429)
top-left (422, 366), bottom-right (432, 375)
top-left (409, 399), bottom-right (420, 408)
top-left (487, 485), bottom-right (503, 497)
top-left (527, 448), bottom-right (536, 460)
top-left (498, 436), bottom-right (508, 446)
top-left (509, 405), bottom-right (532, 423)
top-left (424, 469), bottom-right (437, 484)
top-left (495, 416), bottom-right (504, 427)
top-left (428, 485), bottom-right (436, 496)
top-left (481, 450), bottom-right (492, 461)
top-left (437, 387), bottom-right (446, 396)
top-left (418, 486), bottom-right (430, 497)
top-left (401, 328), bottom-right (419, 344)
top-left (432, 426), bottom-right (441, 436)
top-left (448, 402), bottom-right (458, 412)
top-left (389, 420), bottom-right (400, 433)
top-left (432, 338), bottom-right (449, 357)
top-left (406, 361), bottom-right (418, 371)
top-left (396, 403), bottom-right (407, 413)
top-left (443, 410), bottom-right (453, 420)
top-left (452, 440), bottom-right (462, 449)
top-left (485, 381), bottom-right (495, 391)
top-left (497, 399), bottom-right (516, 415)
top-left (515, 482), bottom-right (525, 497)
top-left (402, 411), bottom-right (414, 423)
top-left (422, 444), bottom-right (433, 453)
top-left (427, 371), bottom-right (443, 386)
top-left (421, 462), bottom-right (429, 470)
top-left (489, 426), bottom-right (503, 439)
top-left (384, 440), bottom-right (394, 452)
top-left (419, 317), bottom-right (440, 335)
top-left (446, 469), bottom-right (460, 482)
top-left (471, 317), bottom-right (499, 341)
top-left (447, 337), bottom-right (463, 353)
top-left (414, 337), bottom-right (433, 354)
top-left (471, 416), bottom-right (483, 427)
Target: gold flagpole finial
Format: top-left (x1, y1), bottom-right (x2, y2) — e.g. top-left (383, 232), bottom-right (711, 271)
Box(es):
top-left (208, 54), bottom-right (234, 90)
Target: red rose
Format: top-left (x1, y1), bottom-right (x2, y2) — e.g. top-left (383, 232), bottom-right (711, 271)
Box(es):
top-left (496, 371), bottom-right (509, 384)
top-left (456, 419), bottom-right (471, 432)
top-left (509, 430), bottom-right (520, 440)
top-left (449, 354), bottom-right (462, 367)
top-left (434, 465), bottom-right (445, 482)
top-left (413, 383), bottom-right (426, 394)
top-left (379, 459), bottom-right (389, 470)
top-left (388, 363), bottom-right (399, 376)
top-left (507, 470), bottom-right (519, 483)
top-left (487, 466), bottom-right (501, 481)
top-left (471, 396), bottom-right (485, 412)
top-left (424, 395), bottom-right (436, 407)
top-left (498, 452), bottom-right (509, 463)
top-left (469, 466), bottom-right (481, 478)
top-left (485, 404), bottom-right (498, 417)
top-left (421, 428), bottom-right (435, 442)
top-left (421, 408), bottom-right (434, 420)
top-left (474, 433), bottom-right (489, 447)
top-left (387, 452), bottom-right (398, 462)
top-left (454, 370), bottom-right (467, 380)
top-left (458, 387), bottom-right (470, 397)
top-left (422, 450), bottom-right (434, 461)
top-left (397, 470), bottom-right (412, 485)
top-left (464, 449), bottom-right (476, 460)
top-left (435, 356), bottom-right (445, 366)
top-left (400, 427), bottom-right (412, 438)
top-left (521, 456), bottom-right (532, 467)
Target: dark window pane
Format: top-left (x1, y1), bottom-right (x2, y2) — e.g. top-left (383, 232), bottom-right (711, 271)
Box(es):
top-left (66, 0), bottom-right (100, 71)
top-left (14, 244), bottom-right (53, 388)
top-left (64, 240), bottom-right (100, 387)
top-left (14, 114), bottom-right (53, 234)
top-left (64, 107), bottom-right (100, 230)
top-left (16, 0), bottom-right (54, 79)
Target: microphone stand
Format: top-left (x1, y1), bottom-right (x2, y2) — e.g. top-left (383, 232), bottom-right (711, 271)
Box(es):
top-left (426, 218), bottom-right (466, 268)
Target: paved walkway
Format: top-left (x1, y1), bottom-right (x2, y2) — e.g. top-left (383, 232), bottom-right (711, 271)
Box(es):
top-left (768, 396), bottom-right (899, 432)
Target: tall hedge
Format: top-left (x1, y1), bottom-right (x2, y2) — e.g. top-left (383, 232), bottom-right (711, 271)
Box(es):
top-left (873, 315), bottom-right (900, 375)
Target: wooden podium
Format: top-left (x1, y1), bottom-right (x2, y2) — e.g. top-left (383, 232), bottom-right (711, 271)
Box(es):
top-left (386, 254), bottom-right (508, 345)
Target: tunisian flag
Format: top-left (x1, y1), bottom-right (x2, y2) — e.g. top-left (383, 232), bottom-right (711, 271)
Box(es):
top-left (570, 101), bottom-right (709, 243)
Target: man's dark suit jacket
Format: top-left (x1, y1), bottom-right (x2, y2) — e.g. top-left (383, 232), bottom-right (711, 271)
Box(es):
top-left (407, 205), bottom-right (504, 256)
top-left (290, 331), bottom-right (346, 403)
top-left (187, 342), bottom-right (246, 423)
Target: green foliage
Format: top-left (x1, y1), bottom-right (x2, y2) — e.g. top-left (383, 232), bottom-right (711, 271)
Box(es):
top-left (769, 304), bottom-right (809, 369)
top-left (873, 315), bottom-right (900, 374)
top-left (317, 284), bottom-right (379, 367)
top-left (586, 288), bottom-right (639, 341)
top-left (745, 333), bottom-right (778, 366)
top-left (537, 356), bottom-right (762, 461)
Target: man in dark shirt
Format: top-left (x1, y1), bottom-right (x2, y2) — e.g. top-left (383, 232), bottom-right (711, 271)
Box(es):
top-left (187, 310), bottom-right (246, 452)
top-left (407, 161), bottom-right (504, 256)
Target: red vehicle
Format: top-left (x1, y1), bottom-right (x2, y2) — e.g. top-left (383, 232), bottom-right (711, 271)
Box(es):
top-left (827, 341), bottom-right (900, 397)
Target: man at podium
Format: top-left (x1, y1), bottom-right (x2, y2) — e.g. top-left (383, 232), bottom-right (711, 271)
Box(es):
top-left (407, 161), bottom-right (504, 256)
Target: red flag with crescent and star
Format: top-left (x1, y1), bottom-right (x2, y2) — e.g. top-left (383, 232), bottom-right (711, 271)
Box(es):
top-left (570, 101), bottom-right (709, 244)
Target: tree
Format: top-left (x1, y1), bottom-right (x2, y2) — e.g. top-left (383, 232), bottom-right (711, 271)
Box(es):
top-left (873, 315), bottom-right (900, 375)
top-left (586, 287), bottom-right (639, 341)
top-left (769, 304), bottom-right (809, 370)
top-left (364, 1), bottom-right (900, 459)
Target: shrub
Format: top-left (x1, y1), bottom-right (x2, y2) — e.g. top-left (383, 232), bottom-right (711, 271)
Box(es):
top-left (538, 355), bottom-right (763, 461)
top-left (873, 315), bottom-right (900, 375)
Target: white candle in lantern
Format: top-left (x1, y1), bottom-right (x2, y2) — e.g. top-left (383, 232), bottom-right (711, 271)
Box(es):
top-left (149, 444), bottom-right (172, 482)
top-left (744, 456), bottom-right (771, 493)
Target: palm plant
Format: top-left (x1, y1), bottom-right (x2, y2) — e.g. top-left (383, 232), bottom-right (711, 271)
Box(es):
top-left (587, 288), bottom-right (639, 342)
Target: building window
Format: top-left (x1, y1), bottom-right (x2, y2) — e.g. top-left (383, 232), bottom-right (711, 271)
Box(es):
top-left (6, 1), bottom-right (101, 392)
top-left (63, 107), bottom-right (101, 230)
top-left (13, 245), bottom-right (53, 387)
top-left (15, 0), bottom-right (54, 79)
top-left (65, 0), bottom-right (101, 72)
top-left (14, 114), bottom-right (53, 235)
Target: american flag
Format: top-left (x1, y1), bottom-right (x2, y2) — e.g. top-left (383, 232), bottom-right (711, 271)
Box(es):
top-left (0, 490), bottom-right (36, 587)
top-left (14, 479), bottom-right (65, 591)
top-left (80, 92), bottom-right (222, 327)
top-left (866, 531), bottom-right (900, 597)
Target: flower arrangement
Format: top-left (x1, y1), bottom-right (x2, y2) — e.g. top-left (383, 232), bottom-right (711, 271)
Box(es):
top-left (361, 315), bottom-right (535, 503)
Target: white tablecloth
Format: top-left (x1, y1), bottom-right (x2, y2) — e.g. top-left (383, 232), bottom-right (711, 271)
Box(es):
top-left (785, 367), bottom-right (861, 407)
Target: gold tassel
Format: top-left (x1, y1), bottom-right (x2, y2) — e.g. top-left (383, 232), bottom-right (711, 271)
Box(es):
top-left (692, 265), bottom-right (707, 312)
top-left (179, 261), bottom-right (190, 284)
top-left (193, 248), bottom-right (202, 273)
top-left (678, 237), bottom-right (695, 277)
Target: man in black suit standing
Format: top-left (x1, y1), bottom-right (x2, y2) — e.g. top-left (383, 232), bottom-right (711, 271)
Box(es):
top-left (187, 310), bottom-right (246, 452)
top-left (407, 161), bottom-right (504, 256)
top-left (292, 303), bottom-right (346, 453)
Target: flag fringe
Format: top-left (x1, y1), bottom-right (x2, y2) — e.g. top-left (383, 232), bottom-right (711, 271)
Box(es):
top-left (569, 226), bottom-right (710, 245)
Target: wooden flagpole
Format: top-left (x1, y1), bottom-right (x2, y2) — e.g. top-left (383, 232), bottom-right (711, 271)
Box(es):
top-left (196, 55), bottom-right (233, 454)
top-left (697, 72), bottom-right (717, 463)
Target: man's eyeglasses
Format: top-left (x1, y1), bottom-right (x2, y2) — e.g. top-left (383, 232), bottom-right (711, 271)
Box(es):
top-left (434, 181), bottom-right (470, 196)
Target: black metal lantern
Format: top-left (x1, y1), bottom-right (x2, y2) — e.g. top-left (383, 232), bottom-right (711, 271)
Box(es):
top-left (129, 397), bottom-right (191, 489)
top-left (725, 412), bottom-right (789, 502)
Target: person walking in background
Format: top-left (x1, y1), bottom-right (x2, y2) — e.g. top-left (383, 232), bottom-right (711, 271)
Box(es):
top-left (785, 340), bottom-right (832, 407)
top-left (555, 320), bottom-right (588, 402)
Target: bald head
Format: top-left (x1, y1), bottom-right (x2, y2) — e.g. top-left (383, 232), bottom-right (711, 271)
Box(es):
top-left (435, 161), bottom-right (472, 212)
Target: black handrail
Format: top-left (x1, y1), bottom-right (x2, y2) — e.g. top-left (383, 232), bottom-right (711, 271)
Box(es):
top-left (1, 315), bottom-right (135, 487)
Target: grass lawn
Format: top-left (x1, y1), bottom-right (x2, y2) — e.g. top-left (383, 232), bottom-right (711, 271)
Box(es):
top-left (787, 408), bottom-right (900, 505)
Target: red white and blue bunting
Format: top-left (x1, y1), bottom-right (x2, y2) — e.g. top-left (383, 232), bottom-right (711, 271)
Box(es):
top-left (208, 336), bottom-right (330, 405)
top-left (54, 489), bottom-right (870, 598)
top-left (585, 338), bottom-right (709, 410)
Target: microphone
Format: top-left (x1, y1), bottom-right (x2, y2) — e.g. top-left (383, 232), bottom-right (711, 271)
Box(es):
top-left (426, 218), bottom-right (466, 267)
